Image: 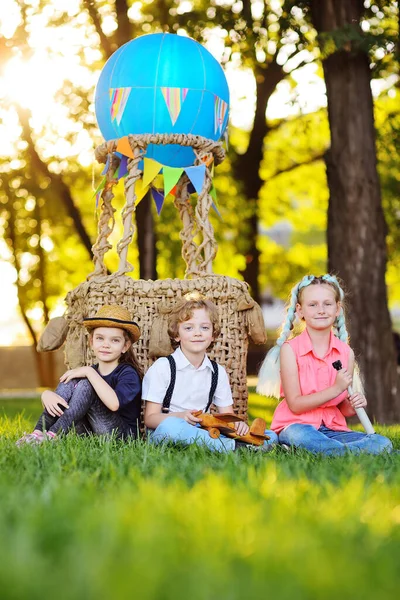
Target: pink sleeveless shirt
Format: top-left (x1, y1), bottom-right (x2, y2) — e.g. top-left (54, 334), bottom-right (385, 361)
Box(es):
top-left (271, 329), bottom-right (351, 433)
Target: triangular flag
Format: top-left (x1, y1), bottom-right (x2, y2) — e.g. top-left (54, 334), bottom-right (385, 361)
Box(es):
top-left (134, 178), bottom-right (150, 206)
top-left (211, 201), bottom-right (222, 219)
top-left (116, 136), bottom-right (134, 159)
top-left (214, 95), bottom-right (228, 136)
top-left (153, 174), bottom-right (164, 189)
top-left (91, 176), bottom-right (106, 199)
top-left (210, 185), bottom-right (221, 218)
top-left (118, 155), bottom-right (128, 179)
top-left (113, 163), bottom-right (121, 179)
top-left (224, 129), bottom-right (229, 150)
top-left (95, 190), bottom-right (102, 209)
top-left (151, 187), bottom-right (165, 215)
top-left (184, 165), bottom-right (206, 195)
top-left (161, 87), bottom-right (188, 126)
top-left (142, 157), bottom-right (163, 189)
top-left (201, 153), bottom-right (214, 167)
top-left (110, 87), bottom-right (131, 124)
top-left (163, 166), bottom-right (184, 197)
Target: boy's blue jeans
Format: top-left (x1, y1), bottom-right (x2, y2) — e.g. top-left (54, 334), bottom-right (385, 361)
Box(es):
top-left (149, 417), bottom-right (278, 453)
top-left (278, 423), bottom-right (393, 455)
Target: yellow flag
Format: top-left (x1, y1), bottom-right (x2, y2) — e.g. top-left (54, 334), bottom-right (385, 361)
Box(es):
top-left (134, 178), bottom-right (150, 206)
top-left (142, 157), bottom-right (163, 188)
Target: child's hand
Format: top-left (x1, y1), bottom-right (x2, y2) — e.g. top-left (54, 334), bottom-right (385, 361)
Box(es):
top-left (42, 393), bottom-right (69, 417)
top-left (182, 410), bottom-right (201, 425)
top-left (349, 392), bottom-right (367, 409)
top-left (334, 368), bottom-right (352, 394)
top-left (235, 420), bottom-right (250, 436)
top-left (60, 367), bottom-right (90, 384)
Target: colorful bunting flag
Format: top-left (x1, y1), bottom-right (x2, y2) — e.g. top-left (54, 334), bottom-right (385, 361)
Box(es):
top-left (161, 87), bottom-right (188, 126)
top-left (118, 155), bottom-right (128, 179)
top-left (95, 190), bottom-right (102, 209)
top-left (92, 176), bottom-right (106, 200)
top-left (214, 95), bottom-right (228, 136)
top-left (116, 136), bottom-right (134, 159)
top-left (210, 185), bottom-right (221, 218)
top-left (153, 174), bottom-right (164, 190)
top-left (201, 153), bottom-right (214, 167)
top-left (184, 165), bottom-right (206, 195)
top-left (224, 129), bottom-right (229, 151)
top-left (143, 157), bottom-right (163, 189)
top-left (134, 178), bottom-right (150, 206)
top-left (110, 87), bottom-right (131, 125)
top-left (211, 201), bottom-right (222, 218)
top-left (151, 187), bottom-right (165, 215)
top-left (163, 166), bottom-right (184, 197)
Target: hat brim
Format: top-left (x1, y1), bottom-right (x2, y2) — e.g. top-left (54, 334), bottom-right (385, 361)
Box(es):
top-left (82, 317), bottom-right (140, 342)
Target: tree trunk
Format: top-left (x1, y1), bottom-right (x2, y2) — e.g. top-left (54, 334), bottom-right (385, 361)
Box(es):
top-left (136, 192), bottom-right (157, 280)
top-left (236, 61), bottom-right (285, 303)
top-left (311, 0), bottom-right (400, 422)
top-left (7, 198), bottom-right (56, 388)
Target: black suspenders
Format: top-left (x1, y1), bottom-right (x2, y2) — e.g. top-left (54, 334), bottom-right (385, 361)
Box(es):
top-left (162, 355), bottom-right (219, 414)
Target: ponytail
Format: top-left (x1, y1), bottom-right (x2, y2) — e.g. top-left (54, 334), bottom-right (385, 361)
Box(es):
top-left (257, 275), bottom-right (312, 398)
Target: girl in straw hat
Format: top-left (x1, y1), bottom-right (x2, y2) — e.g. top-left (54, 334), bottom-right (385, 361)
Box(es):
top-left (17, 305), bottom-right (143, 445)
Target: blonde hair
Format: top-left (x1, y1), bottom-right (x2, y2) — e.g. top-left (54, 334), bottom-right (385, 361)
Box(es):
top-left (168, 293), bottom-right (220, 350)
top-left (257, 274), bottom-right (363, 398)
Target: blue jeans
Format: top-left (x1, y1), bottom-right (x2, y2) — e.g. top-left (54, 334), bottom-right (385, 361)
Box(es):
top-left (149, 417), bottom-right (278, 453)
top-left (278, 424), bottom-right (393, 456)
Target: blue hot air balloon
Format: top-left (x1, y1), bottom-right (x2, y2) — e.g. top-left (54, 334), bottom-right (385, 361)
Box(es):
top-left (95, 33), bottom-right (229, 167)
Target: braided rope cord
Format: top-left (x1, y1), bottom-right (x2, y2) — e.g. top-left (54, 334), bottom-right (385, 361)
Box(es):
top-left (174, 176), bottom-right (202, 277)
top-left (94, 134), bottom-right (225, 279)
top-left (193, 148), bottom-right (217, 275)
top-left (88, 145), bottom-right (120, 280)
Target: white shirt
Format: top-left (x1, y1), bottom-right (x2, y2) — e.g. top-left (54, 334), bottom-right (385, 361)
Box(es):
top-left (142, 347), bottom-right (233, 413)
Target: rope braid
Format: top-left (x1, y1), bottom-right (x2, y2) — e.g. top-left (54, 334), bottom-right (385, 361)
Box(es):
top-left (256, 274), bottom-right (356, 398)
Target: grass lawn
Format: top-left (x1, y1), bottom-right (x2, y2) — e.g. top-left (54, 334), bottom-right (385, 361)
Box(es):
top-left (1, 390), bottom-right (400, 600)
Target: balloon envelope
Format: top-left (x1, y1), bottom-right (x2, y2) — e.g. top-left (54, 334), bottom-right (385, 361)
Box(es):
top-left (95, 33), bottom-right (230, 167)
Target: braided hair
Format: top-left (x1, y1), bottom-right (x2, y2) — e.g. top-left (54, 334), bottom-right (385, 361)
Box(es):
top-left (256, 274), bottom-right (358, 398)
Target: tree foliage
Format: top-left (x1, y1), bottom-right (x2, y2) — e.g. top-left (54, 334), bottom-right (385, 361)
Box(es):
top-left (0, 0), bottom-right (398, 341)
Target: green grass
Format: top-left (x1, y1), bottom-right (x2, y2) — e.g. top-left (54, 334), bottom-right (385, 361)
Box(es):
top-left (1, 392), bottom-right (400, 600)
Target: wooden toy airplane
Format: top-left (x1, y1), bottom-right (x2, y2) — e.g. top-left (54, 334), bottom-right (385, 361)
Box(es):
top-left (192, 411), bottom-right (269, 446)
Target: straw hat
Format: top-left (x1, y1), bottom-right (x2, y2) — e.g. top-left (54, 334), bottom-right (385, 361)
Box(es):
top-left (83, 305), bottom-right (140, 342)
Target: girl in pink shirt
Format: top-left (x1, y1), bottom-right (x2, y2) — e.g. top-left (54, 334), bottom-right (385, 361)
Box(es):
top-left (257, 274), bottom-right (392, 455)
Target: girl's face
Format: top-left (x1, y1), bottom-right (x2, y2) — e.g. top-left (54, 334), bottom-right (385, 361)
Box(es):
top-left (296, 284), bottom-right (340, 331)
top-left (90, 327), bottom-right (131, 364)
top-left (175, 308), bottom-right (214, 357)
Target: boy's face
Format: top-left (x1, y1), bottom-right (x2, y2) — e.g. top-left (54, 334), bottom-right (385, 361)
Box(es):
top-left (175, 308), bottom-right (214, 357)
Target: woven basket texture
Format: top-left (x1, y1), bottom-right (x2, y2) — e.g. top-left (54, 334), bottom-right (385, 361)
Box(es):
top-left (64, 274), bottom-right (263, 420)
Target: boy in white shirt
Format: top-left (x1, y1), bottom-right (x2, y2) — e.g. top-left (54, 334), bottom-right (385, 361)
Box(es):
top-left (143, 293), bottom-right (278, 452)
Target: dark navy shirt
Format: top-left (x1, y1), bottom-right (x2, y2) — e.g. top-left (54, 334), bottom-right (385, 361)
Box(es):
top-left (92, 363), bottom-right (142, 432)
